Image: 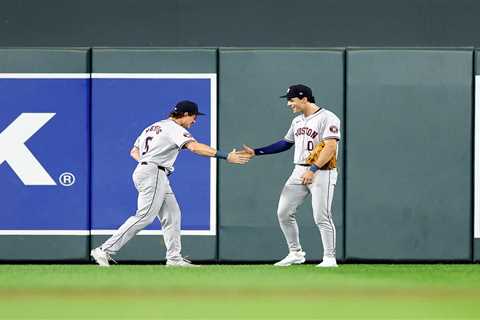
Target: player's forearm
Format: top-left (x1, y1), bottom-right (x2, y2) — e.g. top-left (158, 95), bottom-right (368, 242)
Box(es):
top-left (186, 141), bottom-right (218, 157)
top-left (254, 140), bottom-right (294, 155)
top-left (186, 141), bottom-right (249, 164)
top-left (312, 145), bottom-right (336, 168)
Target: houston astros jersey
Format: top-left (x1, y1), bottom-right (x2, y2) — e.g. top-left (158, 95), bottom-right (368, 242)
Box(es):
top-left (134, 119), bottom-right (195, 171)
top-left (284, 108), bottom-right (341, 164)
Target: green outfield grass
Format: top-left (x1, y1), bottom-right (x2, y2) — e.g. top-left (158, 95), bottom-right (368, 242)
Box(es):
top-left (0, 264), bottom-right (479, 319)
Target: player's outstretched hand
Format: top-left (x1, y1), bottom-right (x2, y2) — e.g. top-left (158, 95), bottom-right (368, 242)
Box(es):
top-left (227, 149), bottom-right (250, 164)
top-left (241, 145), bottom-right (255, 158)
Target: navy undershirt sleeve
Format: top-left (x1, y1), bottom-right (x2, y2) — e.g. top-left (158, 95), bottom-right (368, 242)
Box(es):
top-left (254, 139), bottom-right (294, 155)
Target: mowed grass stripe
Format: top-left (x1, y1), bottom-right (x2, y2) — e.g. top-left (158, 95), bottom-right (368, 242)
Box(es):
top-left (1, 264), bottom-right (480, 289)
top-left (1, 296), bottom-right (479, 319)
top-left (1, 287), bottom-right (480, 300)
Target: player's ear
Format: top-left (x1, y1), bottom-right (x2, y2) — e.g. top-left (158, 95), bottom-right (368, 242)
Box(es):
top-left (183, 112), bottom-right (189, 117)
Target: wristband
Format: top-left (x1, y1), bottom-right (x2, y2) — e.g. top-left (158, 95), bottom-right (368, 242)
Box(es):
top-left (309, 164), bottom-right (320, 173)
top-left (215, 150), bottom-right (228, 159)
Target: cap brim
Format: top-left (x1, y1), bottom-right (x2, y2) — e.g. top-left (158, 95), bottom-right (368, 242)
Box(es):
top-left (280, 94), bottom-right (289, 98)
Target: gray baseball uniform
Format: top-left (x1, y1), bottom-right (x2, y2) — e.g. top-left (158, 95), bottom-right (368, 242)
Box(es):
top-left (278, 108), bottom-right (340, 258)
top-left (100, 119), bottom-right (195, 261)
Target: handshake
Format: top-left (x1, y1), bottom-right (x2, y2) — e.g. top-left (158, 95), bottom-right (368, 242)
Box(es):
top-left (226, 145), bottom-right (256, 164)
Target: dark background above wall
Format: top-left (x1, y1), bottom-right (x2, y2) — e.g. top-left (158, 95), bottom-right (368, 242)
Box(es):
top-left (0, 0), bottom-right (479, 47)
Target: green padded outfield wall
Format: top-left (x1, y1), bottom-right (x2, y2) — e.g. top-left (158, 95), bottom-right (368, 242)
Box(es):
top-left (90, 48), bottom-right (217, 261)
top-left (475, 49), bottom-right (480, 262)
top-left (0, 48), bottom-right (90, 261)
top-left (219, 49), bottom-right (345, 262)
top-left (346, 49), bottom-right (472, 261)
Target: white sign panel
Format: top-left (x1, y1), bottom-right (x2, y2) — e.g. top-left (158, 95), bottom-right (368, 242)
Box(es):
top-left (475, 75), bottom-right (480, 238)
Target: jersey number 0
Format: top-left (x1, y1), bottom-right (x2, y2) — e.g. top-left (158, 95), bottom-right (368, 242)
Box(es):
top-left (307, 140), bottom-right (314, 151)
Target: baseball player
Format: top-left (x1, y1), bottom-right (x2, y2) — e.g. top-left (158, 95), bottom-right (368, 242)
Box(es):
top-left (91, 100), bottom-right (249, 267)
top-left (242, 84), bottom-right (340, 267)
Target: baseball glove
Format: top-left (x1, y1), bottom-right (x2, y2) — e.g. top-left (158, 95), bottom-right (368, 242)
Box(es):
top-left (305, 141), bottom-right (336, 170)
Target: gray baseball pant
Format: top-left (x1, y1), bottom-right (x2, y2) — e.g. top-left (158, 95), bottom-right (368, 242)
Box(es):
top-left (277, 165), bottom-right (337, 258)
top-left (101, 163), bottom-right (182, 261)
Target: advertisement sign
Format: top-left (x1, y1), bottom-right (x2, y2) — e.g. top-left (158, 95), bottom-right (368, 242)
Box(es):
top-left (0, 74), bottom-right (90, 234)
top-left (91, 74), bottom-right (216, 235)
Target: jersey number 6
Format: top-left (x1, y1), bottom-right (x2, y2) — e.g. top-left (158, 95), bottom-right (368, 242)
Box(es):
top-left (142, 136), bottom-right (154, 155)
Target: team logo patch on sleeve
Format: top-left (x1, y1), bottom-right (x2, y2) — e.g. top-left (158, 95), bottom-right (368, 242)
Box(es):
top-left (329, 125), bottom-right (339, 134)
top-left (183, 132), bottom-right (192, 138)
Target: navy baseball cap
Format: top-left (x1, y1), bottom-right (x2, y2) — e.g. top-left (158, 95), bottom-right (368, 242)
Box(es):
top-left (280, 84), bottom-right (315, 102)
top-left (172, 100), bottom-right (205, 115)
